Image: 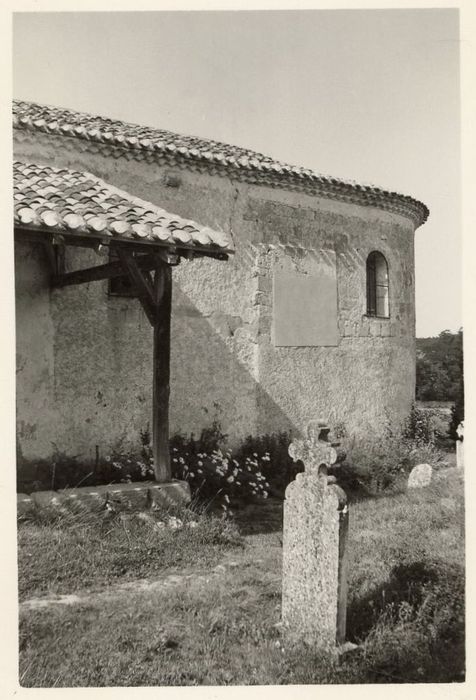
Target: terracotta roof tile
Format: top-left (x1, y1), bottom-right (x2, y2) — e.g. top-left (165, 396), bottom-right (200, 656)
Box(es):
top-left (13, 161), bottom-right (233, 253)
top-left (13, 100), bottom-right (429, 226)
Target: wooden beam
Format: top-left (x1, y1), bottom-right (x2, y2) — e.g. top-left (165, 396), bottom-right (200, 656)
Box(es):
top-left (52, 253), bottom-right (160, 288)
top-left (152, 261), bottom-right (172, 482)
top-left (42, 241), bottom-right (58, 275)
top-left (117, 250), bottom-right (157, 325)
top-left (42, 241), bottom-right (65, 276)
top-left (15, 226), bottom-right (234, 258)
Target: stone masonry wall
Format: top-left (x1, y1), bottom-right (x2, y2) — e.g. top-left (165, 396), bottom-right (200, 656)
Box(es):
top-left (14, 129), bottom-right (416, 462)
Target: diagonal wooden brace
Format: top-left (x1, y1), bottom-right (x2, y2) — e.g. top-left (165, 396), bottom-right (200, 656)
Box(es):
top-left (117, 249), bottom-right (157, 325)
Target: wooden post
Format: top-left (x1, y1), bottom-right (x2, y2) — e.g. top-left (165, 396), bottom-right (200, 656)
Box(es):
top-left (152, 261), bottom-right (172, 482)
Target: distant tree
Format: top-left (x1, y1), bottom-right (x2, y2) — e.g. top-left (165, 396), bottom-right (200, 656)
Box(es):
top-left (449, 386), bottom-right (464, 441)
top-left (416, 329), bottom-right (463, 404)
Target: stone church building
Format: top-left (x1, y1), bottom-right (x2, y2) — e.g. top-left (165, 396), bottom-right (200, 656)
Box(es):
top-left (13, 100), bottom-right (429, 470)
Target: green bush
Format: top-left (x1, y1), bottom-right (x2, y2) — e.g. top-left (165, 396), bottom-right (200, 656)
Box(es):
top-left (352, 560), bottom-right (465, 682)
top-left (332, 409), bottom-right (445, 498)
top-left (169, 423), bottom-right (274, 510)
top-left (233, 432), bottom-right (298, 496)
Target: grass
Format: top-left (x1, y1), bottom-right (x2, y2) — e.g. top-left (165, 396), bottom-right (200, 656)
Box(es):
top-left (18, 500), bottom-right (242, 599)
top-left (18, 471), bottom-right (465, 686)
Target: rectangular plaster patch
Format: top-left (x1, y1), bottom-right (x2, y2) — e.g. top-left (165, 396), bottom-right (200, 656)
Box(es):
top-left (273, 270), bottom-right (338, 346)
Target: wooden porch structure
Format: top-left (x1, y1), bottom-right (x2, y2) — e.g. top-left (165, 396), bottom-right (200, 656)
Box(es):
top-left (15, 221), bottom-right (232, 482)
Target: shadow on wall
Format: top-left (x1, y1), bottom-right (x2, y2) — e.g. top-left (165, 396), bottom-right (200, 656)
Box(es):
top-left (16, 264), bottom-right (301, 483)
top-left (170, 283), bottom-right (299, 444)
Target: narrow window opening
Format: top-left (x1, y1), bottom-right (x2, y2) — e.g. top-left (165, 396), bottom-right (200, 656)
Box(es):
top-left (366, 251), bottom-right (389, 318)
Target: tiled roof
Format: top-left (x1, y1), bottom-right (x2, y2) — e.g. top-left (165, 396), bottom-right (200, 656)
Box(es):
top-left (13, 100), bottom-right (429, 227)
top-left (13, 161), bottom-right (233, 253)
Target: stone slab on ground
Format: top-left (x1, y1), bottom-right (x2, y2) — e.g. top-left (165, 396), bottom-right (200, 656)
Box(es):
top-left (17, 480), bottom-right (191, 515)
top-left (407, 463), bottom-right (432, 489)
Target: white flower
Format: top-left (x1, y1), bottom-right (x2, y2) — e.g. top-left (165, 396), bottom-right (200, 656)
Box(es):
top-left (227, 476), bottom-right (235, 483)
top-left (188, 521), bottom-right (199, 529)
top-left (198, 460), bottom-right (203, 466)
top-left (189, 472), bottom-right (195, 478)
top-left (197, 469), bottom-right (203, 474)
top-left (168, 517), bottom-right (183, 530)
top-left (224, 494), bottom-right (230, 503)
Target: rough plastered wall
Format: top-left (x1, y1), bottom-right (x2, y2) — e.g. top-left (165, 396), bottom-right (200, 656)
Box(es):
top-left (15, 240), bottom-right (153, 462)
top-left (14, 129), bottom-right (417, 461)
top-left (243, 196), bottom-right (416, 438)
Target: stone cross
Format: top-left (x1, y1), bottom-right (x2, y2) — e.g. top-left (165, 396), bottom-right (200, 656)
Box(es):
top-left (282, 420), bottom-right (349, 650)
top-left (288, 420), bottom-right (338, 473)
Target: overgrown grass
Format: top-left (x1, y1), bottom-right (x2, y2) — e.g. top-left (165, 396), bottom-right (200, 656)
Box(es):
top-left (18, 501), bottom-right (242, 599)
top-left (18, 472), bottom-right (464, 686)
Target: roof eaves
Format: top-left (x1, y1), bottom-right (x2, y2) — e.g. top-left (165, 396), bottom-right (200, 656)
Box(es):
top-left (12, 100), bottom-right (430, 228)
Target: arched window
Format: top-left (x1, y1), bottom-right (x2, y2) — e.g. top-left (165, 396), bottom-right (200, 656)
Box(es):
top-left (366, 251), bottom-right (389, 317)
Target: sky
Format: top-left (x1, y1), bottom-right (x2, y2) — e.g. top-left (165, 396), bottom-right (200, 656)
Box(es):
top-left (12, 8), bottom-right (461, 337)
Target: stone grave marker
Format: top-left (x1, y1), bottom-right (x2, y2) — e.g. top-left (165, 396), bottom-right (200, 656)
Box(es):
top-left (282, 420), bottom-right (349, 650)
top-left (407, 463), bottom-right (432, 489)
top-left (456, 422), bottom-right (464, 469)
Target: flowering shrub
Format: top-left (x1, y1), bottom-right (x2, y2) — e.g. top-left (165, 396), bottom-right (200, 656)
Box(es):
top-left (233, 431), bottom-right (297, 496)
top-left (102, 428), bottom-right (155, 483)
top-left (170, 445), bottom-right (271, 510)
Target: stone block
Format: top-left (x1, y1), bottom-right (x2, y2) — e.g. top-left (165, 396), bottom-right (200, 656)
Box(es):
top-left (369, 320), bottom-right (380, 337)
top-left (253, 291), bottom-right (270, 307)
top-left (31, 490), bottom-right (66, 508)
top-left (96, 484), bottom-right (149, 510)
top-left (60, 485), bottom-right (110, 511)
top-left (17, 493), bottom-right (34, 516)
top-left (407, 463), bottom-right (432, 489)
top-left (256, 275), bottom-right (272, 293)
top-left (22, 480), bottom-right (191, 513)
top-left (148, 480), bottom-right (191, 508)
top-left (359, 318), bottom-right (370, 337)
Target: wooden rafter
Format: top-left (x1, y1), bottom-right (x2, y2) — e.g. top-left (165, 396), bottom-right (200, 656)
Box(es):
top-left (15, 226), bottom-right (231, 259)
top-left (52, 252), bottom-right (161, 288)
